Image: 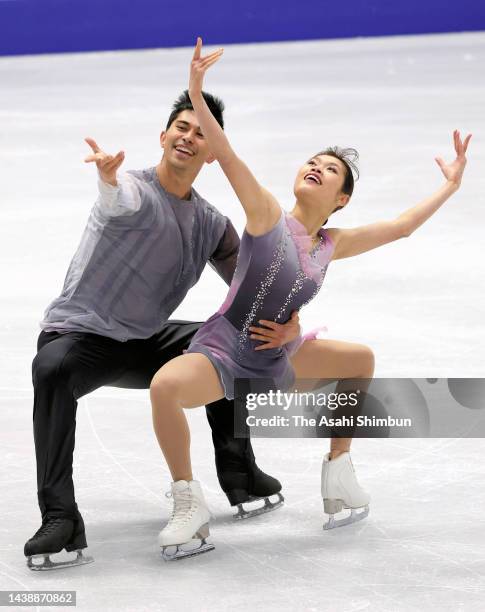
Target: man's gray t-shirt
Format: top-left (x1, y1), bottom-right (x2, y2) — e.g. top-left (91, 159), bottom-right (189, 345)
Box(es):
top-left (41, 167), bottom-right (238, 341)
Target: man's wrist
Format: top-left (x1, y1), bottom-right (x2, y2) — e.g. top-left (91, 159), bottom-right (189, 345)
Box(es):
top-left (98, 173), bottom-right (118, 188)
top-left (97, 175), bottom-right (119, 192)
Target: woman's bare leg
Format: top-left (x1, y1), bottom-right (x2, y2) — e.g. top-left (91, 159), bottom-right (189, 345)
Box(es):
top-left (290, 339), bottom-right (375, 458)
top-left (150, 353), bottom-right (224, 482)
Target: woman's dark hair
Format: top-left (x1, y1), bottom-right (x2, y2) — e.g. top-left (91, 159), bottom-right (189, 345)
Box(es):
top-left (313, 147), bottom-right (359, 224)
top-left (166, 89), bottom-right (225, 130)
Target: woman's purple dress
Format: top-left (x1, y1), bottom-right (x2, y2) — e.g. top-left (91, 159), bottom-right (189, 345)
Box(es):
top-left (185, 209), bottom-right (335, 399)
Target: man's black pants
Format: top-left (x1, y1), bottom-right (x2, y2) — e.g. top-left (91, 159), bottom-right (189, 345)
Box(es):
top-left (32, 320), bottom-right (249, 519)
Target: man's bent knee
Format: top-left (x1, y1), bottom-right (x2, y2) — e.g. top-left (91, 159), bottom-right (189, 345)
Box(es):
top-left (32, 350), bottom-right (75, 390)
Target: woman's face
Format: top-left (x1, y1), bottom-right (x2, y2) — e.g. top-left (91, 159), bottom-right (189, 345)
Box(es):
top-left (293, 154), bottom-right (348, 207)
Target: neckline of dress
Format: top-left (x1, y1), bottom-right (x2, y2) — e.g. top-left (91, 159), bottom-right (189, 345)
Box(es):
top-left (285, 213), bottom-right (325, 255)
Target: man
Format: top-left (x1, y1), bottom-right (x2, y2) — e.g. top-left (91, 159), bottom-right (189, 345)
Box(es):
top-left (25, 90), bottom-right (300, 570)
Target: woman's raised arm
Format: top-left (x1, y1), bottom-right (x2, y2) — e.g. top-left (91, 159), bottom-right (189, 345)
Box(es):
top-left (188, 38), bottom-right (280, 235)
top-left (328, 130), bottom-right (472, 260)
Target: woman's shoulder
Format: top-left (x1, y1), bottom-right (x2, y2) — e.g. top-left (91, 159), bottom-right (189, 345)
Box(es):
top-left (318, 227), bottom-right (340, 261)
top-left (321, 227), bottom-right (338, 245)
top-left (244, 203), bottom-right (284, 238)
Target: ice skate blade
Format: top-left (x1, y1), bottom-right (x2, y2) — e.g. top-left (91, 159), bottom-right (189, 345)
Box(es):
top-left (234, 492), bottom-right (284, 520)
top-left (27, 549), bottom-right (94, 571)
top-left (323, 506), bottom-right (369, 531)
top-left (161, 538), bottom-right (215, 561)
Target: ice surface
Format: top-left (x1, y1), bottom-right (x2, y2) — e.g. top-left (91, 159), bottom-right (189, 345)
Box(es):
top-left (0, 32), bottom-right (484, 611)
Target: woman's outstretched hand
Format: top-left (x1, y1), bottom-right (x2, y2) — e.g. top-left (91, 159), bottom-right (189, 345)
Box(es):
top-left (435, 130), bottom-right (472, 189)
top-left (189, 37), bottom-right (223, 96)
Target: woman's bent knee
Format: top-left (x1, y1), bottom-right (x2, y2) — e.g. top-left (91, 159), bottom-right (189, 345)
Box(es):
top-left (356, 344), bottom-right (375, 376)
top-left (150, 373), bottom-right (181, 401)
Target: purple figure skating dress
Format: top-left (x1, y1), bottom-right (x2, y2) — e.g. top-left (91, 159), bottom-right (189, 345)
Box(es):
top-left (185, 209), bottom-right (335, 399)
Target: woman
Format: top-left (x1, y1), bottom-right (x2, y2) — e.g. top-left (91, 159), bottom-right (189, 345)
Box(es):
top-left (151, 38), bottom-right (471, 558)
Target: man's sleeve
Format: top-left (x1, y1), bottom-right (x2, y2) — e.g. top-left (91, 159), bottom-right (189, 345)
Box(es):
top-left (95, 173), bottom-right (142, 217)
top-left (208, 217), bottom-right (240, 286)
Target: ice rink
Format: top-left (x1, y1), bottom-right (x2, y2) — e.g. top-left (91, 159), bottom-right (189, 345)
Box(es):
top-left (1, 31), bottom-right (484, 611)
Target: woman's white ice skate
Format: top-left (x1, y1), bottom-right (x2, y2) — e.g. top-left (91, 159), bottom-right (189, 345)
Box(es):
top-left (321, 452), bottom-right (370, 530)
top-left (158, 480), bottom-right (214, 561)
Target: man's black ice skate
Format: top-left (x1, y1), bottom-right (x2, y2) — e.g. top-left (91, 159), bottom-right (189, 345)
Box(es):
top-left (219, 463), bottom-right (284, 520)
top-left (206, 398), bottom-right (285, 520)
top-left (24, 514), bottom-right (94, 571)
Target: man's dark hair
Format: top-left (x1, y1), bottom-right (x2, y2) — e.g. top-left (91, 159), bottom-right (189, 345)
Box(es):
top-left (166, 89), bottom-right (225, 130)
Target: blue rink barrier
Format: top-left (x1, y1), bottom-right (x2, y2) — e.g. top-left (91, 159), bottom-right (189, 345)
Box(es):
top-left (1, 0), bottom-right (484, 56)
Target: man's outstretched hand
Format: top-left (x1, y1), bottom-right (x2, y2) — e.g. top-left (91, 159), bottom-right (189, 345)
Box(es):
top-left (249, 310), bottom-right (301, 351)
top-left (84, 138), bottom-right (124, 186)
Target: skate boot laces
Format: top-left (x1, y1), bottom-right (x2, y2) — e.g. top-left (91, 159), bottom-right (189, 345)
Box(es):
top-left (165, 489), bottom-right (197, 528)
top-left (33, 517), bottom-right (68, 539)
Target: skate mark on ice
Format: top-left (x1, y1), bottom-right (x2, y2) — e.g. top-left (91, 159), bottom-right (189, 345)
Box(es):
top-left (370, 521), bottom-right (485, 583)
top-left (277, 537), bottom-right (413, 611)
top-left (0, 562), bottom-right (42, 612)
top-left (369, 437), bottom-right (468, 479)
top-left (398, 540), bottom-right (485, 581)
top-left (83, 398), bottom-right (161, 506)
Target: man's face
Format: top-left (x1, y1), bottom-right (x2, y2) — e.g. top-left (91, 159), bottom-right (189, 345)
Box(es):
top-left (160, 110), bottom-right (215, 172)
